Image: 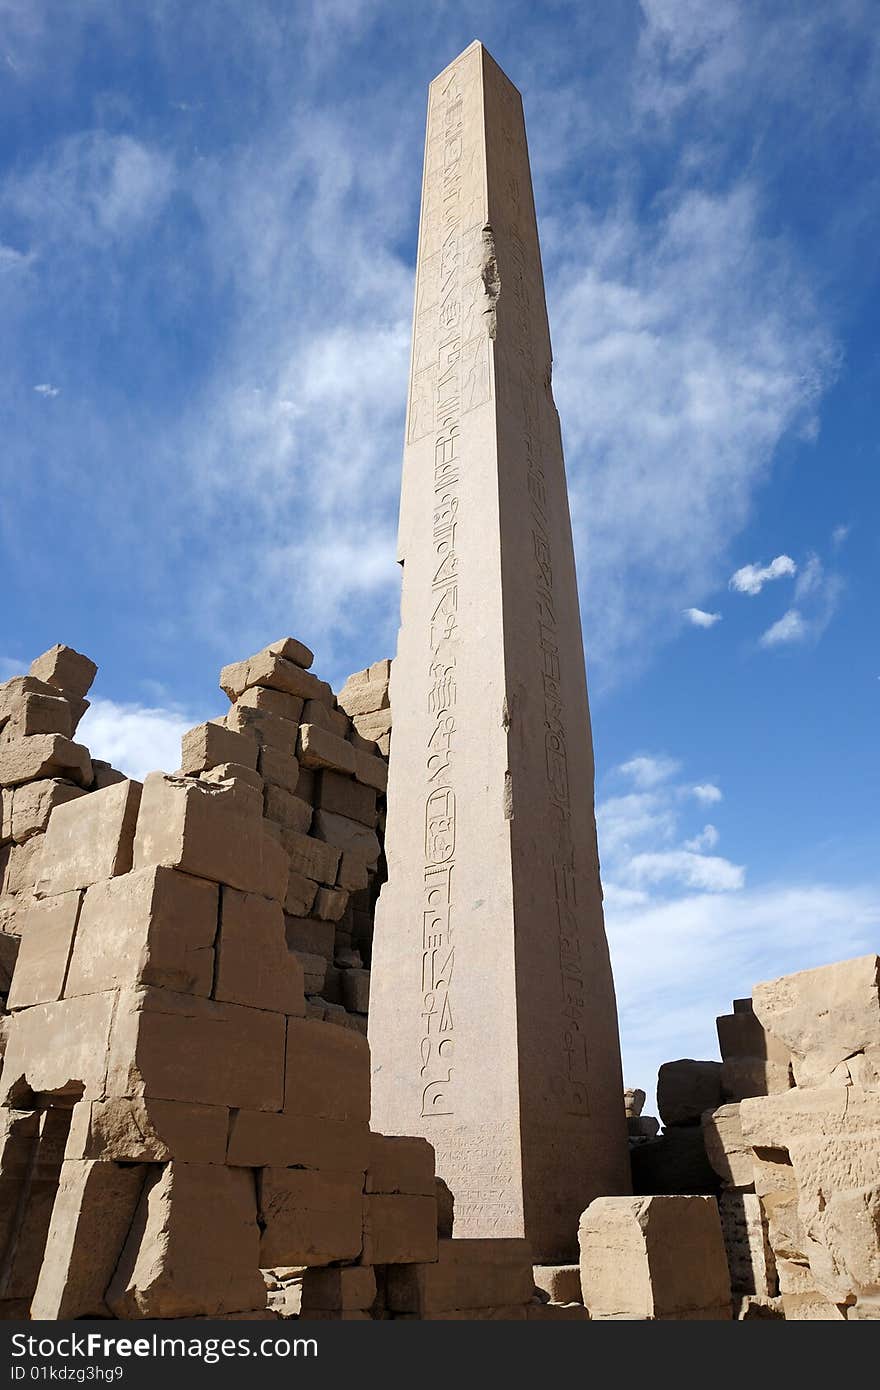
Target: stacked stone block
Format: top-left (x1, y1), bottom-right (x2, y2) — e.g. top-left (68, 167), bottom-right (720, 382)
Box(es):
top-left (630, 1059), bottom-right (721, 1196)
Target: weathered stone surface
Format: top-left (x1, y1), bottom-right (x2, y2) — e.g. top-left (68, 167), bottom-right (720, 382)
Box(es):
top-left (284, 871), bottom-right (318, 918)
top-left (1, 834), bottom-right (44, 896)
top-left (702, 1104), bottom-right (755, 1189)
top-left (264, 784), bottom-right (312, 833)
top-left (215, 887), bottom-right (305, 1015)
top-left (312, 809), bottom-right (379, 868)
top-left (313, 885), bottom-right (348, 922)
top-left (0, 992), bottom-right (116, 1105)
top-left (721, 1057), bottom-right (792, 1103)
top-left (284, 916), bottom-right (335, 961)
top-left (624, 1088), bottom-right (646, 1118)
top-left (267, 636), bottom-right (314, 670)
top-left (65, 865), bottom-right (217, 998)
top-left (9, 779), bottom-right (87, 844)
top-left (226, 704), bottom-right (300, 754)
top-left (578, 1196), bottom-right (732, 1320)
top-left (293, 951), bottom-right (327, 993)
top-left (35, 779), bottom-right (141, 896)
top-left (352, 751), bottom-right (387, 798)
top-left (752, 955), bottom-right (880, 1087)
top-left (337, 660), bottom-right (391, 718)
top-left (0, 734), bottom-right (92, 788)
top-left (627, 1115), bottom-right (660, 1141)
top-left (366, 1134), bottom-right (435, 1196)
top-left (350, 709), bottom-right (391, 750)
top-left (30, 1159), bottom-right (146, 1319)
top-left (285, 1018), bottom-right (370, 1122)
top-left (106, 987), bottom-right (286, 1112)
top-left (237, 684), bottom-right (304, 723)
top-left (220, 647), bottom-right (329, 705)
top-left (258, 747), bottom-right (300, 794)
top-left (718, 1190), bottom-right (776, 1297)
top-left (7, 891), bottom-right (82, 1010)
top-left (336, 851), bottom-right (370, 893)
top-left (316, 771), bottom-right (377, 827)
top-left (133, 773), bottom-right (288, 901)
top-left (227, 1111), bottom-right (369, 1171)
top-left (342, 967), bottom-right (370, 1014)
top-left (280, 828), bottom-right (340, 886)
top-left (386, 1238), bottom-right (534, 1314)
top-left (657, 1059), bottom-right (723, 1127)
top-left (630, 1125), bottom-right (719, 1196)
top-left (180, 721), bottom-right (257, 775)
top-left (298, 723), bottom-right (357, 775)
top-left (302, 700), bottom-right (350, 739)
top-left (301, 1265), bottom-right (376, 1312)
top-left (258, 1168), bottom-right (364, 1267)
top-left (362, 1194), bottom-right (438, 1266)
top-left (29, 646), bottom-right (97, 699)
top-left (3, 689), bottom-right (73, 739)
top-left (532, 1264), bottom-right (583, 1305)
top-left (66, 1097), bottom-right (228, 1163)
top-left (107, 1163), bottom-right (265, 1317)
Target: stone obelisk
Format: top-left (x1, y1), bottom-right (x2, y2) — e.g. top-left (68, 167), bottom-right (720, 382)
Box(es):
top-left (368, 41), bottom-right (630, 1261)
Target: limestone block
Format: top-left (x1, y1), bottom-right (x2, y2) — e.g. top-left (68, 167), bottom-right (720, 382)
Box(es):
top-left (285, 1017), bottom-right (370, 1121)
top-left (106, 986), bottom-right (286, 1112)
top-left (362, 1194), bottom-right (438, 1265)
top-left (215, 887), bottom-right (305, 1015)
top-left (180, 720), bottom-right (257, 775)
top-left (107, 1162), bottom-right (265, 1318)
top-left (227, 1112), bottom-right (369, 1171)
top-left (752, 955), bottom-right (880, 1087)
top-left (718, 1190), bottom-right (776, 1296)
top-left (302, 700), bottom-right (350, 739)
top-left (29, 645), bottom-right (97, 699)
top-left (313, 886), bottom-right (348, 922)
top-left (66, 1097), bottom-right (228, 1163)
top-left (4, 689), bottom-right (73, 739)
top-left (220, 647), bottom-right (329, 704)
top-left (294, 951), bottom-right (327, 993)
top-left (237, 684), bottom-right (304, 723)
top-left (35, 780), bottom-right (141, 897)
top-left (366, 1134), bottom-right (435, 1196)
top-left (30, 1159), bottom-right (147, 1319)
top-left (336, 851), bottom-right (370, 893)
top-left (280, 828), bottom-right (340, 886)
top-left (6, 890), bottom-right (82, 1009)
top-left (353, 747), bottom-right (388, 793)
top-left (0, 992), bottom-right (116, 1105)
top-left (0, 735), bottom-right (92, 788)
top-left (316, 771), bottom-right (377, 827)
top-left (258, 747), bottom-right (300, 793)
top-left (578, 1196), bottom-right (732, 1320)
top-left (386, 1239), bottom-right (534, 1315)
top-left (625, 1088), bottom-right (646, 1117)
top-left (301, 1265), bottom-right (376, 1312)
top-left (702, 1104), bottom-right (755, 1189)
top-left (264, 784), bottom-right (312, 832)
top-left (298, 723), bottom-right (356, 776)
top-left (2, 835), bottom-right (44, 896)
top-left (9, 779), bottom-right (87, 844)
top-left (65, 866), bottom-right (217, 998)
top-left (533, 1264), bottom-right (583, 1304)
top-left (630, 1126), bottom-right (719, 1195)
top-left (312, 809), bottom-right (380, 868)
top-left (284, 915), bottom-right (335, 961)
top-left (657, 1059), bottom-right (723, 1127)
top-left (342, 967), bottom-right (370, 1014)
top-left (132, 773), bottom-right (288, 902)
top-left (284, 870), bottom-right (318, 917)
top-left (258, 1168), bottom-right (364, 1266)
top-left (337, 660), bottom-right (391, 718)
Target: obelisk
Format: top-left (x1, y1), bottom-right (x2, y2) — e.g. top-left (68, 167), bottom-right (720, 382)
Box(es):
top-left (368, 41), bottom-right (630, 1261)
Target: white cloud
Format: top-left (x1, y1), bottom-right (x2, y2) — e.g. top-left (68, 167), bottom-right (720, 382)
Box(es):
top-left (628, 849), bottom-right (744, 892)
top-left (683, 606), bottom-right (721, 628)
top-left (33, 383), bottom-right (59, 398)
top-left (617, 754), bottom-right (680, 788)
top-left (729, 553), bottom-right (797, 595)
top-left (690, 782), bottom-right (722, 804)
top-left (683, 823), bottom-right (719, 851)
top-left (0, 243), bottom-right (32, 272)
top-left (758, 553), bottom-right (842, 649)
top-left (78, 697), bottom-right (196, 782)
top-left (831, 523), bottom-right (850, 547)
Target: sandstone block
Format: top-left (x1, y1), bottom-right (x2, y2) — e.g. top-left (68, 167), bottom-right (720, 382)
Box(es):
top-left (657, 1058), bottom-right (723, 1127)
top-left (90, 760), bottom-right (126, 788)
top-left (106, 986), bottom-right (286, 1112)
top-left (264, 784), bottom-right (312, 833)
top-left (337, 660), bottom-right (391, 717)
top-left (29, 646), bottom-right (97, 699)
top-left (258, 1167), bottom-right (364, 1266)
top-left (215, 887), bottom-right (305, 1015)
top-left (1, 835), bottom-right (43, 896)
top-left (267, 636), bottom-right (314, 669)
top-left (312, 809), bottom-right (380, 868)
top-left (284, 915), bottom-right (335, 961)
top-left (107, 1162), bottom-right (265, 1317)
top-left (353, 747), bottom-right (388, 793)
top-left (301, 1265), bottom-right (376, 1312)
top-left (386, 1238), bottom-right (534, 1315)
top-left (236, 684), bottom-right (304, 723)
top-left (321, 963), bottom-right (344, 1006)
top-left (7, 891), bottom-right (82, 1009)
top-left (0, 992), bottom-right (116, 1105)
top-left (281, 828), bottom-right (340, 886)
top-left (362, 1194), bottom-right (438, 1265)
top-left (226, 703), bottom-right (300, 753)
top-left (752, 954), bottom-right (880, 1087)
top-left (342, 967), bottom-right (370, 1014)
top-left (630, 1125), bottom-right (719, 1195)
top-left (285, 1017), bottom-right (370, 1121)
top-left (9, 779), bottom-right (87, 844)
top-left (336, 851), bottom-right (370, 893)
top-left (66, 1097), bottom-right (228, 1163)
top-left (350, 708), bottom-right (392, 748)
top-left (366, 1134), bottom-right (435, 1196)
top-left (533, 1264), bottom-right (583, 1304)
top-left (578, 1195), bottom-right (732, 1320)
top-left (628, 1115), bottom-right (660, 1140)
top-left (298, 723), bottom-right (356, 775)
top-left (30, 1159), bottom-right (147, 1319)
top-left (180, 720), bottom-right (257, 775)
top-left (625, 1087), bottom-right (646, 1117)
top-left (718, 1190), bottom-right (775, 1297)
top-left (258, 746), bottom-right (300, 793)
top-left (35, 779), bottom-right (141, 897)
top-left (721, 1057), bottom-right (792, 1102)
top-left (0, 735), bottom-right (92, 788)
top-left (220, 647), bottom-right (329, 704)
top-left (702, 1104), bottom-right (755, 1189)
top-left (284, 870), bottom-right (318, 917)
top-left (314, 885), bottom-right (348, 922)
top-left (227, 1111), bottom-right (369, 1171)
top-left (293, 951), bottom-right (327, 993)
top-left (316, 769), bottom-right (377, 826)
top-left (303, 700), bottom-right (350, 739)
top-left (133, 773), bottom-right (288, 901)
top-left (4, 689), bottom-right (73, 739)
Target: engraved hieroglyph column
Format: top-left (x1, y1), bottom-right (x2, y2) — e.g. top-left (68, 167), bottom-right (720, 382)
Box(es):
top-left (368, 41), bottom-right (630, 1260)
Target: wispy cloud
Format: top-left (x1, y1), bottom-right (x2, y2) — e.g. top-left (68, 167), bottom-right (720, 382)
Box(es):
top-left (831, 523), bottom-right (850, 547)
top-left (683, 606), bottom-right (721, 628)
top-left (683, 823), bottom-right (719, 851)
top-left (690, 782), bottom-right (722, 804)
top-left (729, 553), bottom-right (796, 595)
top-left (758, 553), bottom-right (842, 649)
top-left (33, 382), bottom-right (59, 398)
top-left (617, 754), bottom-right (680, 788)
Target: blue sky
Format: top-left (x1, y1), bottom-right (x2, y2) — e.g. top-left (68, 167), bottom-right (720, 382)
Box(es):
top-left (1, 1), bottom-right (878, 1106)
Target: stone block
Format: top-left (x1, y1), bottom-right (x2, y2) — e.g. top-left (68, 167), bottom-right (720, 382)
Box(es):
top-left (721, 1057), bottom-right (792, 1103)
top-left (4, 689), bottom-right (73, 739)
top-left (337, 660), bottom-right (391, 718)
top-left (267, 636), bottom-right (314, 669)
top-left (7, 891), bottom-right (82, 1010)
top-left (65, 865), bottom-right (217, 998)
top-left (132, 773), bottom-right (288, 902)
top-left (258, 1168), bottom-right (364, 1266)
top-left (237, 684), bottom-right (304, 723)
top-left (1, 835), bottom-right (43, 896)
top-left (258, 746), bottom-right (300, 794)
top-left (284, 871), bottom-right (318, 918)
top-left (227, 1112), bottom-right (369, 1170)
top-left (226, 704), bottom-right (300, 753)
top-left (303, 700), bottom-right (350, 739)
top-left (35, 780), bottom-right (141, 897)
top-left (336, 851), bottom-right (370, 893)
top-left (301, 1265), bottom-right (376, 1312)
top-left (29, 646), bottom-right (97, 699)
top-left (107, 1163), bottom-right (265, 1318)
top-left (293, 951), bottom-right (327, 993)
top-left (366, 1134), bottom-right (435, 1196)
top-left (316, 770), bottom-right (377, 827)
top-left (314, 885), bottom-right (348, 922)
top-left (0, 735), bottom-right (92, 788)
top-left (312, 809), bottom-right (380, 868)
top-left (9, 779), bottom-right (87, 844)
top-left (321, 963), bottom-right (344, 1006)
top-left (284, 915), bottom-right (335, 961)
top-left (106, 986), bottom-right (286, 1112)
top-left (578, 1195), bottom-right (732, 1320)
top-left (718, 1190), bottom-right (776, 1296)
top-left (342, 967), bottom-right (370, 1014)
top-left (1, 992), bottom-right (116, 1106)
top-left (386, 1238), bottom-right (534, 1315)
top-left (628, 1115), bottom-right (660, 1140)
top-left (30, 1159), bottom-right (147, 1319)
top-left (625, 1087), bottom-right (646, 1117)
top-left (532, 1264), bottom-right (583, 1304)
top-left (220, 647), bottom-right (329, 704)
top-left (657, 1058), bottom-right (723, 1127)
top-left (298, 723), bottom-right (356, 775)
top-left (264, 785), bottom-right (312, 832)
top-left (66, 1097), bottom-right (228, 1163)
top-left (752, 954), bottom-right (880, 1087)
top-left (362, 1194), bottom-right (438, 1265)
top-left (630, 1125), bottom-right (719, 1195)
top-left (350, 709), bottom-right (392, 748)
top-left (280, 828), bottom-right (340, 886)
top-left (702, 1104), bottom-right (755, 1189)
top-left (285, 1017), bottom-right (370, 1121)
top-left (180, 721), bottom-right (257, 775)
top-left (215, 887), bottom-right (305, 1015)
top-left (353, 747), bottom-right (388, 793)
top-left (90, 761), bottom-right (126, 788)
